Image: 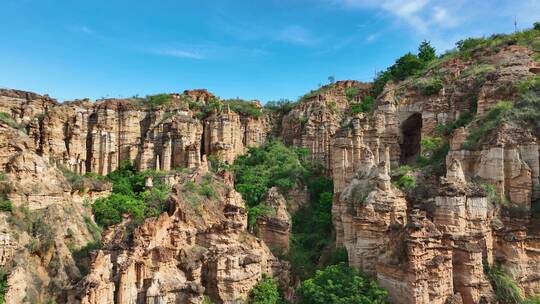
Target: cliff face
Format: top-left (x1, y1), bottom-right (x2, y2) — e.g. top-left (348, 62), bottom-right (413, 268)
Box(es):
top-left (0, 31), bottom-right (539, 304)
top-left (0, 90), bottom-right (277, 303)
top-left (0, 117), bottom-right (112, 303)
top-left (330, 42), bottom-right (540, 303)
top-left (70, 168), bottom-right (290, 304)
top-left (0, 89), bottom-right (272, 176)
top-left (281, 80), bottom-right (371, 170)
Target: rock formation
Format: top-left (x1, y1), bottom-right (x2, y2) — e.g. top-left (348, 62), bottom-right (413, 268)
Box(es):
top-left (70, 168), bottom-right (290, 304)
top-left (0, 30), bottom-right (539, 304)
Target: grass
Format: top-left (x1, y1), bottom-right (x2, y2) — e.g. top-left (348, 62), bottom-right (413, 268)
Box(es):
top-left (345, 87), bottom-right (360, 101)
top-left (462, 101), bottom-right (513, 150)
top-left (350, 96), bottom-right (375, 114)
top-left (143, 94), bottom-right (172, 108)
top-left (0, 199), bottom-right (12, 213)
top-left (416, 78), bottom-right (443, 96)
top-left (70, 242), bottom-right (101, 276)
top-left (0, 112), bottom-right (25, 133)
top-left (394, 175), bottom-right (416, 191)
top-left (298, 87), bottom-right (327, 103)
top-left (0, 269), bottom-right (7, 304)
top-left (485, 264), bottom-right (523, 304)
top-left (223, 98), bottom-right (263, 118)
top-left (435, 111), bottom-right (475, 136)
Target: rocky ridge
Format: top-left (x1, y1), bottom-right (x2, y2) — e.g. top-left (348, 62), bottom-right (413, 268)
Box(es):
top-left (0, 30), bottom-right (539, 304)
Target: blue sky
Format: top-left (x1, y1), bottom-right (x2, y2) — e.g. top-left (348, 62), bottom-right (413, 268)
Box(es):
top-left (0, 0), bottom-right (538, 103)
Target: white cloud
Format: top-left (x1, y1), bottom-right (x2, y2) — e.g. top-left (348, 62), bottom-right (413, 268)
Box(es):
top-left (69, 25), bottom-right (96, 36)
top-left (332, 0), bottom-right (462, 33)
top-left (366, 33), bottom-right (379, 42)
top-left (148, 48), bottom-right (203, 59)
top-left (277, 25), bottom-right (317, 45)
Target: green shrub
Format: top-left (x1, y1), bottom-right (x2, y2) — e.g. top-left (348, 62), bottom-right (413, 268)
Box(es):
top-left (345, 87), bottom-right (360, 101)
top-left (0, 269), bottom-right (7, 304)
top-left (233, 141), bottom-right (307, 208)
top-left (233, 141), bottom-right (334, 279)
top-left (350, 96), bottom-right (375, 114)
top-left (456, 37), bottom-right (488, 52)
top-left (198, 184), bottom-right (216, 199)
top-left (201, 296), bottom-right (214, 304)
top-left (395, 175), bottom-right (416, 191)
top-left (248, 274), bottom-right (282, 304)
top-left (435, 111), bottom-right (475, 136)
top-left (71, 241), bottom-right (100, 276)
top-left (91, 162), bottom-right (171, 227)
top-left (247, 205), bottom-right (275, 228)
top-left (418, 78), bottom-right (443, 96)
top-left (462, 101), bottom-right (513, 150)
top-left (224, 99), bottom-right (263, 118)
top-left (297, 263), bottom-right (390, 304)
top-left (0, 112), bottom-right (25, 133)
top-left (485, 264), bottom-right (523, 304)
top-left (264, 99), bottom-right (297, 113)
top-left (0, 199), bottom-right (12, 213)
top-left (144, 94), bottom-right (172, 108)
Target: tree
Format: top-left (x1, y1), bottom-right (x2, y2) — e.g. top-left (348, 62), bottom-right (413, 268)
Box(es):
top-left (249, 274), bottom-right (281, 304)
top-left (328, 75), bottom-right (335, 84)
top-left (534, 22), bottom-right (540, 31)
top-left (418, 40), bottom-right (436, 63)
top-left (297, 263), bottom-right (390, 304)
top-left (390, 53), bottom-right (424, 81)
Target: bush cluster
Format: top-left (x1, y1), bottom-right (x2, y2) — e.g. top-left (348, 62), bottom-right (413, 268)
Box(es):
top-left (143, 94), bottom-right (172, 108)
top-left (418, 78), bottom-right (443, 96)
top-left (485, 264), bottom-right (523, 304)
top-left (350, 96), bottom-right (375, 114)
top-left (0, 269), bottom-right (7, 304)
top-left (264, 99), bottom-right (297, 114)
top-left (233, 141), bottom-right (334, 279)
top-left (224, 98), bottom-right (263, 118)
top-left (92, 162), bottom-right (170, 227)
top-left (297, 263), bottom-right (390, 304)
top-left (372, 40), bottom-right (437, 97)
top-left (248, 274), bottom-right (282, 304)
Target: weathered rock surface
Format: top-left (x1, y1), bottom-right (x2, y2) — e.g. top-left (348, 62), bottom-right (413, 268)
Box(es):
top-left (71, 169), bottom-right (290, 304)
top-left (255, 187), bottom-right (291, 255)
top-left (330, 43), bottom-right (540, 303)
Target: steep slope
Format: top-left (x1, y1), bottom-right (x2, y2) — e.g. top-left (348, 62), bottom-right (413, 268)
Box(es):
top-left (329, 30), bottom-right (540, 303)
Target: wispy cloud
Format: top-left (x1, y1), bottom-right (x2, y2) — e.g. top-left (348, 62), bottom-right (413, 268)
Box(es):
top-left (147, 48), bottom-right (204, 59)
top-left (142, 43), bottom-right (268, 60)
top-left (277, 25), bottom-right (318, 45)
top-left (69, 25), bottom-right (96, 36)
top-left (334, 0), bottom-right (463, 33)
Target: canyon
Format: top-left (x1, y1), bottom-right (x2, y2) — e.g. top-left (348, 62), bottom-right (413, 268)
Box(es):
top-left (0, 29), bottom-right (539, 304)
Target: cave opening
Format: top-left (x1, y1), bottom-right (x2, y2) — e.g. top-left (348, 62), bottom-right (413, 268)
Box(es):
top-left (399, 113), bottom-right (422, 165)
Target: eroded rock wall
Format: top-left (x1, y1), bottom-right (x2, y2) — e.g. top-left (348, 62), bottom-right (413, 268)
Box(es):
top-left (71, 169), bottom-right (290, 304)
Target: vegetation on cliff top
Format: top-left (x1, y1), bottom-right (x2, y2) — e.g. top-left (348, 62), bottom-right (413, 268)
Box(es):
top-left (372, 40), bottom-right (437, 97)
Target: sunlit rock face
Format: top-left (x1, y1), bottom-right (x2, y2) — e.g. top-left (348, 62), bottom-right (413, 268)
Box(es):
top-left (71, 168), bottom-right (291, 304)
top-left (328, 44), bottom-right (540, 303)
